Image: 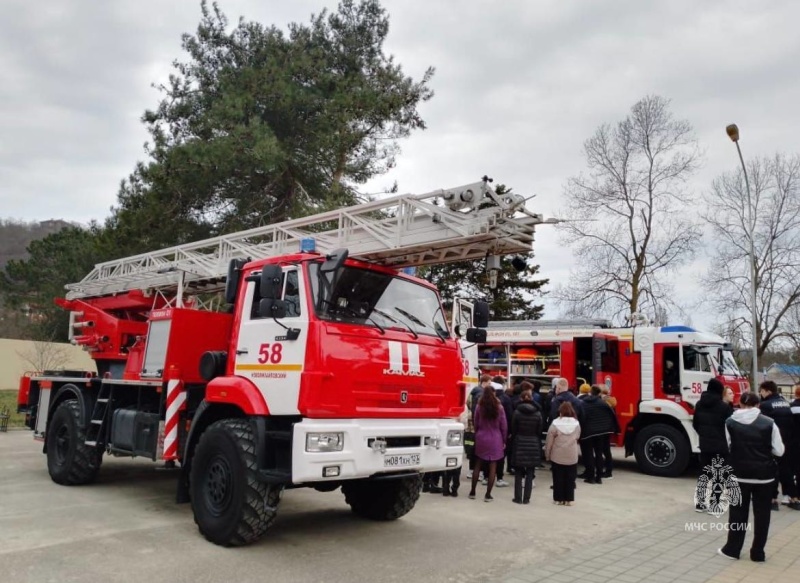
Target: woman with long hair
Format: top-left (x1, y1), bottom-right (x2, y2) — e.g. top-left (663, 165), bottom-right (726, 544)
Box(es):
top-left (469, 384), bottom-right (507, 502)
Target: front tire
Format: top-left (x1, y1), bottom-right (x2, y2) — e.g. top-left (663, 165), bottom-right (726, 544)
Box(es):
top-left (634, 423), bottom-right (690, 477)
top-left (190, 419), bottom-right (281, 546)
top-left (342, 475), bottom-right (422, 521)
top-left (46, 399), bottom-right (102, 485)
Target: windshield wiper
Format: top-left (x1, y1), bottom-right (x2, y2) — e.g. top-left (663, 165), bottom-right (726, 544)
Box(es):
top-left (430, 305), bottom-right (448, 343)
top-left (395, 307), bottom-right (426, 327)
top-left (432, 321), bottom-right (447, 343)
top-left (391, 308), bottom-right (419, 339)
top-left (363, 315), bottom-right (385, 334)
top-left (372, 307), bottom-right (401, 324)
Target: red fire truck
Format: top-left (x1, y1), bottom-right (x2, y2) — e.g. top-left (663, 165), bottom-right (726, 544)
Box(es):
top-left (481, 320), bottom-right (749, 477)
top-left (16, 180), bottom-right (549, 546)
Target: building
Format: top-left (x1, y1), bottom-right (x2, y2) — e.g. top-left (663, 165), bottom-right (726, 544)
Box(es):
top-left (764, 363), bottom-right (800, 393)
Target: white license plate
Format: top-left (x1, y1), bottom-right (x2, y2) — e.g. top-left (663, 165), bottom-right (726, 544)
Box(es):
top-left (383, 453), bottom-right (421, 468)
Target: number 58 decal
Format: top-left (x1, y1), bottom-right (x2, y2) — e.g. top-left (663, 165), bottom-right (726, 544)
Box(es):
top-left (258, 343), bottom-right (284, 364)
top-left (691, 382), bottom-right (703, 394)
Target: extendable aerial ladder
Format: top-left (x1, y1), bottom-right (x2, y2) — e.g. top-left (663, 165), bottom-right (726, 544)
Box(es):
top-left (66, 180), bottom-right (557, 302)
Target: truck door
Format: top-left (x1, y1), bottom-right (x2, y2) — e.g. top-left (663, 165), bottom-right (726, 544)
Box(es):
top-left (233, 266), bottom-right (309, 415)
top-left (452, 299), bottom-right (480, 389)
top-left (657, 344), bottom-right (681, 398)
top-left (679, 345), bottom-right (713, 408)
top-left (592, 333), bottom-right (626, 445)
top-left (592, 333), bottom-right (621, 391)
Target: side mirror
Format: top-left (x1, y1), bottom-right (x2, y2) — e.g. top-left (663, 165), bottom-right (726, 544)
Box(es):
top-left (259, 298), bottom-right (287, 319)
top-left (472, 301), bottom-right (490, 328)
top-left (225, 258), bottom-right (248, 304)
top-left (454, 324), bottom-right (464, 338)
top-left (466, 328), bottom-right (487, 343)
top-left (320, 248), bottom-right (349, 273)
top-left (260, 265), bottom-right (283, 300)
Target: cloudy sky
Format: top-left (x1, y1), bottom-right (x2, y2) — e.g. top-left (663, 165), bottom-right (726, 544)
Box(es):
top-left (2, 0), bottom-right (799, 329)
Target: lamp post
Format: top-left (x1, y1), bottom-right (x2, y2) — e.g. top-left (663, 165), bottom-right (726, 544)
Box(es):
top-left (726, 123), bottom-right (759, 386)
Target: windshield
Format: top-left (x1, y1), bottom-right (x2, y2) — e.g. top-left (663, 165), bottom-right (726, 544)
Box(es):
top-left (717, 349), bottom-right (742, 377)
top-left (308, 263), bottom-right (450, 339)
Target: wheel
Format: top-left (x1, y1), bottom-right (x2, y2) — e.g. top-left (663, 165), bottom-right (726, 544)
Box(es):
top-left (46, 399), bottom-right (102, 485)
top-left (190, 419), bottom-right (281, 546)
top-left (341, 474), bottom-right (422, 521)
top-left (634, 423), bottom-right (690, 477)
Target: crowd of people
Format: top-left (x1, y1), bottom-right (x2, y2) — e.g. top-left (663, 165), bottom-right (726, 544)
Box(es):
top-left (423, 374), bottom-right (620, 506)
top-left (420, 374), bottom-right (800, 564)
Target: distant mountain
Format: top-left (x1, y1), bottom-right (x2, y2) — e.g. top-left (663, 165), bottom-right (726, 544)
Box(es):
top-left (0, 219), bottom-right (77, 269)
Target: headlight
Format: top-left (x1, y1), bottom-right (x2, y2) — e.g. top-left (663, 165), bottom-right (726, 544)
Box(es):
top-left (306, 432), bottom-right (344, 452)
top-left (447, 430), bottom-right (463, 447)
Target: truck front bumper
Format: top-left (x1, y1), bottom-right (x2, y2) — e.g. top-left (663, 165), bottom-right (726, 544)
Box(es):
top-left (291, 418), bottom-right (464, 484)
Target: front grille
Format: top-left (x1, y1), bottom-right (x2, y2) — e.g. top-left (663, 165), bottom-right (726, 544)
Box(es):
top-left (368, 436), bottom-right (422, 449)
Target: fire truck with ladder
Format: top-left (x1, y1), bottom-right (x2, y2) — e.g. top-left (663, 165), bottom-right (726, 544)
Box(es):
top-left (17, 179), bottom-right (552, 546)
top-left (480, 319), bottom-right (749, 477)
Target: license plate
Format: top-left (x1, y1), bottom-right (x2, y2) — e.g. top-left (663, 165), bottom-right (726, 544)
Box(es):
top-left (383, 453), bottom-right (420, 468)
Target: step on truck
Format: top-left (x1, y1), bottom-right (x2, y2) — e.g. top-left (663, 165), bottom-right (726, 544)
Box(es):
top-left (17, 179), bottom-right (552, 546)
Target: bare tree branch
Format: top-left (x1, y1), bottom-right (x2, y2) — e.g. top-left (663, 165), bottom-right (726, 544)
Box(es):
top-left (703, 153), bottom-right (800, 360)
top-left (554, 95), bottom-right (701, 323)
top-left (16, 339), bottom-right (71, 373)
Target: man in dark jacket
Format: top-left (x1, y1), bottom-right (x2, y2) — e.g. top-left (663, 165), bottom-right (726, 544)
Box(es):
top-left (549, 378), bottom-right (583, 423)
top-left (579, 386), bottom-right (620, 484)
top-left (791, 384), bottom-right (800, 510)
top-left (469, 375), bottom-right (492, 415)
top-left (693, 379), bottom-right (734, 465)
top-left (759, 381), bottom-right (797, 510)
top-left (693, 378), bottom-right (733, 511)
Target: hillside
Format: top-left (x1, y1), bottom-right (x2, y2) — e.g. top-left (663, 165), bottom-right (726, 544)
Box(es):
top-left (0, 219), bottom-right (75, 269)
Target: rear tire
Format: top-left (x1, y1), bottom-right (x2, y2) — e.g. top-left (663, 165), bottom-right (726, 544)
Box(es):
top-left (342, 475), bottom-right (422, 521)
top-left (634, 423), bottom-right (690, 477)
top-left (190, 419), bottom-right (281, 546)
top-left (46, 399), bottom-right (102, 485)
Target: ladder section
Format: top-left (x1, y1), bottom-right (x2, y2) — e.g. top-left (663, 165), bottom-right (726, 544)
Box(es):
top-left (66, 181), bottom-right (554, 300)
top-left (85, 382), bottom-right (112, 447)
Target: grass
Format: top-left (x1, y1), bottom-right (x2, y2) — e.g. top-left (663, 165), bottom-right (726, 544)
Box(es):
top-left (0, 389), bottom-right (26, 429)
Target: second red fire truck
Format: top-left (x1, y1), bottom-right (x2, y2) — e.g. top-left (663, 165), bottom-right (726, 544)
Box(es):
top-left (481, 320), bottom-right (749, 477)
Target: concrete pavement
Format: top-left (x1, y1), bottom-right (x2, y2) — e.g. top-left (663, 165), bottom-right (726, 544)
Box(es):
top-left (2, 428), bottom-right (799, 583)
top-left (503, 488), bottom-right (800, 583)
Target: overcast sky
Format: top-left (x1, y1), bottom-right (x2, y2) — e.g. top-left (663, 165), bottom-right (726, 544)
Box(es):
top-left (2, 0), bottom-right (799, 329)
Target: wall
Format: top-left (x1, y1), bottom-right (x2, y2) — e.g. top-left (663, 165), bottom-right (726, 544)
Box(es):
top-left (0, 339), bottom-right (95, 390)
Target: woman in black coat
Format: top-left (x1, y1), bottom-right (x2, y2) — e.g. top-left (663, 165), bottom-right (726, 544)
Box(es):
top-left (511, 390), bottom-right (543, 504)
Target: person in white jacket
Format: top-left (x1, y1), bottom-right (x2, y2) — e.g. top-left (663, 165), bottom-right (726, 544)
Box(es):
top-left (545, 401), bottom-right (582, 506)
top-left (718, 392), bottom-right (785, 562)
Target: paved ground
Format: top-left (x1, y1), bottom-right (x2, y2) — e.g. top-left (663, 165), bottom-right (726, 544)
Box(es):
top-left (2, 429), bottom-right (799, 583)
top-left (503, 500), bottom-right (800, 583)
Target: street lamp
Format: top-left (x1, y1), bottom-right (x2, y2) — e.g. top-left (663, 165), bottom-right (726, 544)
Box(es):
top-left (726, 123), bottom-right (759, 387)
